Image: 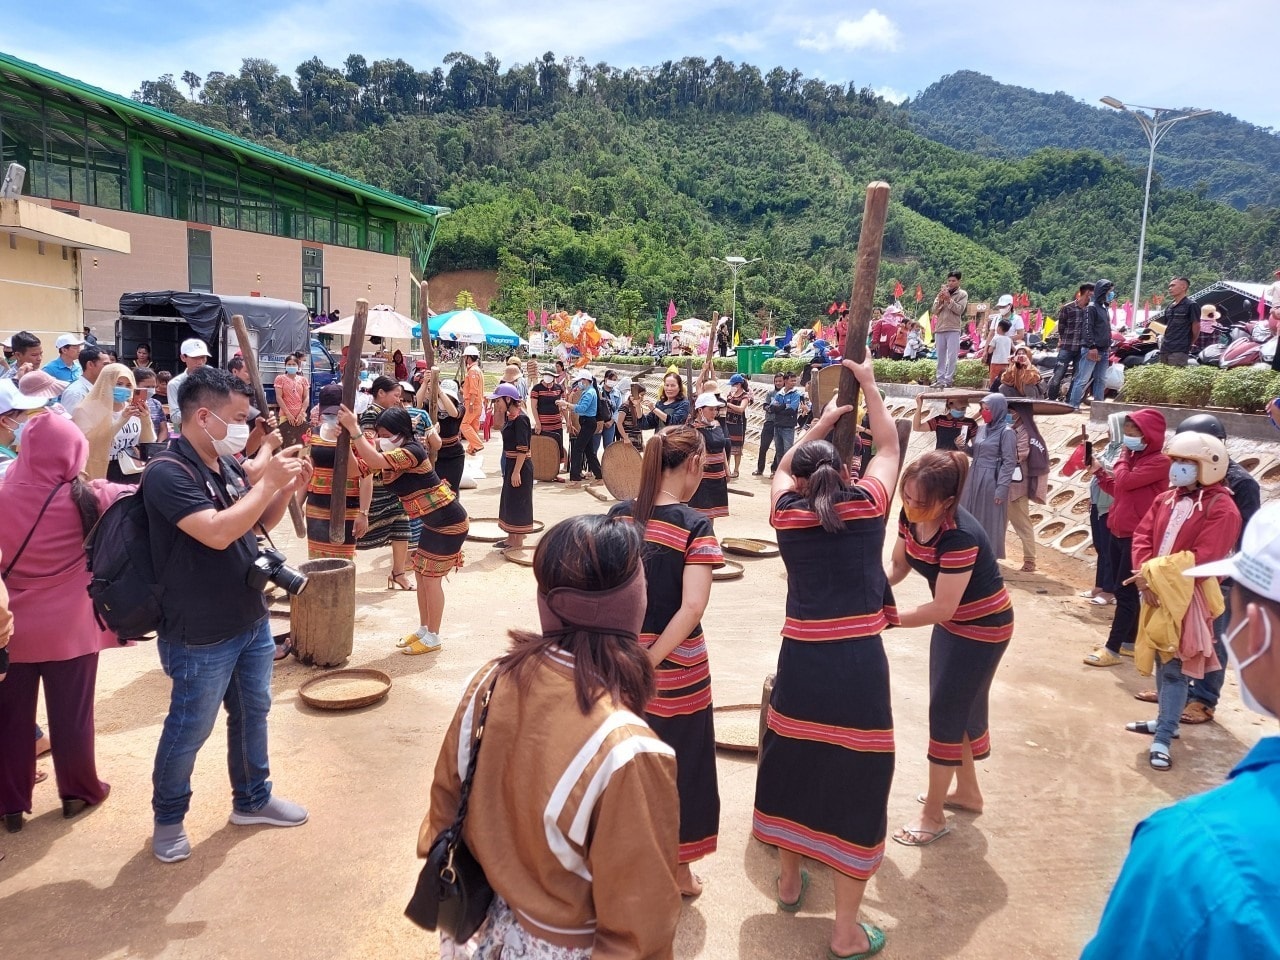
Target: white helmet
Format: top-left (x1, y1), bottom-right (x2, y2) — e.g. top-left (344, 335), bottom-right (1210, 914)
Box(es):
top-left (463, 344), bottom-right (480, 358)
top-left (1165, 432), bottom-right (1228, 486)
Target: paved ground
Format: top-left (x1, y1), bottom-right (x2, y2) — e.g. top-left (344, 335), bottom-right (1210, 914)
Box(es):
top-left (0, 450), bottom-right (1272, 960)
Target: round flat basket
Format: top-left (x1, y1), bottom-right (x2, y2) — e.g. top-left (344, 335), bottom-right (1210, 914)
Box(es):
top-left (467, 518), bottom-right (545, 543)
top-left (530, 434), bottom-right (562, 482)
top-left (298, 668), bottom-right (392, 711)
top-left (714, 704), bottom-right (762, 754)
top-left (712, 560), bottom-right (744, 582)
top-left (721, 537), bottom-right (780, 558)
top-left (601, 442), bottom-right (643, 501)
top-left (917, 388), bottom-right (989, 404)
top-left (503, 546), bottom-right (536, 567)
top-left (1003, 397), bottom-right (1078, 416)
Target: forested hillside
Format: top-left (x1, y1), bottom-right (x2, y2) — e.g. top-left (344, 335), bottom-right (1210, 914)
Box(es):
top-left (132, 54), bottom-right (1280, 336)
top-left (906, 71), bottom-right (1280, 210)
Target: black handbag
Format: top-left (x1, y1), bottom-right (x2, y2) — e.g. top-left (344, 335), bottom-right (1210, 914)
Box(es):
top-left (405, 674), bottom-right (497, 941)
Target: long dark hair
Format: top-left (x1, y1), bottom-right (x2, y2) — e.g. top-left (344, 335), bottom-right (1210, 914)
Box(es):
top-left (70, 479), bottom-right (101, 539)
top-left (500, 515), bottom-right (654, 714)
top-left (791, 439), bottom-right (847, 534)
top-left (633, 425), bottom-right (704, 527)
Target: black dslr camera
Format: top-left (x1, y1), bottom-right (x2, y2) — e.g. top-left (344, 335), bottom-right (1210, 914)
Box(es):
top-left (247, 546), bottom-right (308, 596)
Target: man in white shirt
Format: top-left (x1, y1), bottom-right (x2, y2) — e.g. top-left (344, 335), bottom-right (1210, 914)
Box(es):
top-left (58, 344), bottom-right (108, 413)
top-left (167, 338), bottom-right (211, 432)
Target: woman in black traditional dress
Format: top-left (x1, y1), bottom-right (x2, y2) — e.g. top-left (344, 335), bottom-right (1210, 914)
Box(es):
top-left (302, 384), bottom-right (373, 560)
top-left (491, 383), bottom-right (535, 551)
top-left (608, 424), bottom-right (722, 899)
top-left (754, 355), bottom-right (898, 960)
top-left (637, 373), bottom-right (691, 430)
top-left (723, 374), bottom-right (752, 478)
top-left (356, 376), bottom-right (414, 590)
top-left (338, 405), bottom-right (469, 656)
top-left (529, 365), bottom-right (565, 462)
top-left (688, 393), bottom-right (729, 521)
top-left (888, 450), bottom-right (1012, 847)
top-left (432, 378), bottom-right (465, 495)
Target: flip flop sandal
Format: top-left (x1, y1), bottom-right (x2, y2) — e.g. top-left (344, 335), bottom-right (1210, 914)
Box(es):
top-left (827, 923), bottom-right (887, 960)
top-left (680, 873), bottom-right (705, 900)
top-left (775, 869), bottom-right (809, 912)
top-left (1089, 595), bottom-right (1114, 605)
top-left (916, 793), bottom-right (982, 813)
top-left (1125, 720), bottom-right (1179, 738)
top-left (34, 769), bottom-right (48, 785)
top-left (892, 824), bottom-right (951, 847)
top-left (1133, 689), bottom-right (1158, 703)
top-left (272, 640), bottom-right (294, 662)
top-left (1149, 750), bottom-right (1172, 771)
top-left (1078, 590), bottom-right (1098, 599)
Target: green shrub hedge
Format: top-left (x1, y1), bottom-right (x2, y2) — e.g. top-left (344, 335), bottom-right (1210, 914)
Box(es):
top-left (1117, 364), bottom-right (1280, 413)
top-left (762, 357), bottom-right (808, 374)
top-left (954, 359), bottom-right (991, 388)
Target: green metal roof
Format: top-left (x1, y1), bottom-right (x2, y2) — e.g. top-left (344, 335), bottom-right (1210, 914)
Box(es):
top-left (0, 50), bottom-right (450, 225)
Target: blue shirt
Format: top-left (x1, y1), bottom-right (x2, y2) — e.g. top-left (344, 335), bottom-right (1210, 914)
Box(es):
top-left (573, 386), bottom-right (598, 418)
top-left (1081, 737), bottom-right (1280, 959)
top-left (43, 357), bottom-right (82, 383)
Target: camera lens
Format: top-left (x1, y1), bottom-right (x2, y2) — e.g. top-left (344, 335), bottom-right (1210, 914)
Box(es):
top-left (270, 563), bottom-right (309, 596)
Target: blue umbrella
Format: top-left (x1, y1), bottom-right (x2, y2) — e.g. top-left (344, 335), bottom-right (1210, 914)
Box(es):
top-left (429, 309), bottom-right (526, 348)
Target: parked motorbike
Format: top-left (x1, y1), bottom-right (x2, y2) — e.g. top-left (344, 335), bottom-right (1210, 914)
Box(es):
top-left (1220, 321), bottom-right (1277, 369)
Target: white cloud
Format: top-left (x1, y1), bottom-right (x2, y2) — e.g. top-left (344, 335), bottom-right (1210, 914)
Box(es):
top-left (872, 85), bottom-right (907, 105)
top-left (715, 31), bottom-right (766, 53)
top-left (797, 9), bottom-right (901, 54)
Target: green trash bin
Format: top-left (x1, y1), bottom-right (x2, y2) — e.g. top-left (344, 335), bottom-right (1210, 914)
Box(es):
top-left (737, 344), bottom-right (777, 375)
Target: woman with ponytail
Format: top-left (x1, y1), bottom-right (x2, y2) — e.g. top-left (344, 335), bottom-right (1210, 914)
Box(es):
top-left (608, 424), bottom-right (723, 898)
top-left (687, 392), bottom-right (730, 521)
top-left (753, 355), bottom-right (899, 960)
top-left (888, 451), bottom-right (1013, 847)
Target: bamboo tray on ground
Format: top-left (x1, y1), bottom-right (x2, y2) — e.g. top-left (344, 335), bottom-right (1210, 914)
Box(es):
top-left (721, 537), bottom-right (780, 558)
top-left (467, 518), bottom-right (545, 543)
top-left (714, 704), bottom-right (762, 754)
top-left (298, 668), bottom-right (392, 711)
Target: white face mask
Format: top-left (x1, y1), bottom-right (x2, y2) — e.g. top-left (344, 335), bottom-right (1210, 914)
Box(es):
top-left (1169, 462), bottom-right (1199, 488)
top-left (1224, 612), bottom-right (1276, 720)
top-left (377, 437), bottom-right (400, 452)
top-left (206, 412), bottom-right (250, 456)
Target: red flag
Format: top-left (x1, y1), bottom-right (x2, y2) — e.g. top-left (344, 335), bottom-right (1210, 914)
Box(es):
top-left (894, 281), bottom-right (904, 299)
top-left (666, 300), bottom-right (678, 322)
top-left (1035, 309), bottom-right (1043, 330)
top-left (828, 302), bottom-right (838, 315)
top-left (762, 326), bottom-right (770, 342)
top-left (527, 309), bottom-right (536, 328)
top-left (915, 285), bottom-right (923, 303)
top-left (648, 332), bottom-right (654, 347)
top-left (539, 309), bottom-right (548, 328)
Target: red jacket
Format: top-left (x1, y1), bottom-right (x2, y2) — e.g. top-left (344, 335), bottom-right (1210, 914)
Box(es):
top-left (1095, 408), bottom-right (1169, 538)
top-left (1132, 483), bottom-right (1241, 571)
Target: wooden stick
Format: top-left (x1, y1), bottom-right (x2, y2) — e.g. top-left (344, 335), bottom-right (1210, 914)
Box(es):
top-left (229, 314), bottom-right (306, 538)
top-left (726, 486), bottom-right (755, 498)
top-left (330, 299), bottom-right (369, 543)
top-left (419, 280), bottom-right (437, 423)
top-left (832, 182), bottom-right (891, 464)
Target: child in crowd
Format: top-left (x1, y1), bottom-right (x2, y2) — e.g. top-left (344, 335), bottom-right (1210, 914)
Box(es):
top-left (1125, 432), bottom-right (1240, 770)
top-left (987, 319), bottom-right (1012, 389)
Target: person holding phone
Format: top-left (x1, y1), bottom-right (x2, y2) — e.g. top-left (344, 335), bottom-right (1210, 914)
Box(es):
top-left (70, 364), bottom-right (153, 482)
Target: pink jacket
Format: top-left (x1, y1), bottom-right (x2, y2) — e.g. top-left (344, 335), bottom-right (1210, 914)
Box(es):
top-left (0, 412), bottom-right (131, 663)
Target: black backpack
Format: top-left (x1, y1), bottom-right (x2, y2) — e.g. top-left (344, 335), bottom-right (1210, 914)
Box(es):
top-left (596, 383), bottom-right (615, 423)
top-left (84, 454), bottom-right (197, 641)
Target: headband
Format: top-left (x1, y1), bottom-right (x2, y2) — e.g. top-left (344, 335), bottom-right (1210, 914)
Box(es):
top-left (536, 567), bottom-right (648, 642)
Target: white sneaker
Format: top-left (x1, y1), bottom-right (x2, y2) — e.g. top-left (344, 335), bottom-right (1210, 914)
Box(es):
top-left (230, 795), bottom-right (309, 827)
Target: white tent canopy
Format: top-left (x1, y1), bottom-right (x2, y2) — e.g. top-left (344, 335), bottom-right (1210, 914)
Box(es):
top-left (313, 305), bottom-right (417, 340)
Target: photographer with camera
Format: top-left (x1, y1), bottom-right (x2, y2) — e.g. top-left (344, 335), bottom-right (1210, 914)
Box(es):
top-left (143, 366), bottom-right (312, 864)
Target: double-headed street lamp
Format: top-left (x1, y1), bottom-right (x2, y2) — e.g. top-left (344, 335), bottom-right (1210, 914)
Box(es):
top-left (714, 255), bottom-right (762, 344)
top-left (1100, 97), bottom-right (1212, 323)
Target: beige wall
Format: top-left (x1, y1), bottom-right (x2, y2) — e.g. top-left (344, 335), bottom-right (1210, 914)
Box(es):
top-left (36, 202), bottom-right (411, 338)
top-left (0, 234), bottom-right (85, 339)
top-left (323, 243), bottom-right (412, 317)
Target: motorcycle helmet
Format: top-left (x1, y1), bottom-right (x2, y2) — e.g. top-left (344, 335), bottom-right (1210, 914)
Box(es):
top-left (1174, 413), bottom-right (1227, 442)
top-left (1165, 432), bottom-right (1228, 486)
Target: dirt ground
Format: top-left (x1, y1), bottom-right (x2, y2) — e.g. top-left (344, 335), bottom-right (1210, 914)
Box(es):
top-left (0, 451), bottom-right (1272, 960)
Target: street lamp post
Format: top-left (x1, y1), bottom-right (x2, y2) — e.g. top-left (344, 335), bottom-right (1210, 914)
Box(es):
top-left (1100, 97), bottom-right (1212, 324)
top-left (714, 255), bottom-right (762, 345)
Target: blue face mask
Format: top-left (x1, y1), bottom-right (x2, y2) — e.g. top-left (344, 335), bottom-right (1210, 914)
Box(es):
top-left (1107, 291), bottom-right (1117, 303)
top-left (948, 409), bottom-right (964, 419)
top-left (1169, 462), bottom-right (1198, 487)
top-left (112, 386), bottom-right (132, 404)
top-left (1004, 413), bottom-right (1014, 425)
top-left (285, 365), bottom-right (299, 375)
top-left (1123, 435), bottom-right (1145, 451)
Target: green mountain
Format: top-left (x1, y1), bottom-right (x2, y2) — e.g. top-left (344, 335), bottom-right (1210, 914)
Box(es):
top-left (905, 71), bottom-right (1280, 210)
top-left (131, 55), bottom-right (1280, 336)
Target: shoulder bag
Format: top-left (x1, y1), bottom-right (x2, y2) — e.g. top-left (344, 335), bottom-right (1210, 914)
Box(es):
top-left (405, 673), bottom-right (498, 941)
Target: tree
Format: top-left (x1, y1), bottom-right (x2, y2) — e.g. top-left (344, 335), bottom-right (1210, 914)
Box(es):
top-left (181, 70), bottom-right (201, 100)
top-left (455, 290), bottom-right (478, 310)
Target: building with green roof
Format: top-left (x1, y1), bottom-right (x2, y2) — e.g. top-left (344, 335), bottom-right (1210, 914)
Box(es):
top-left (0, 51), bottom-right (448, 332)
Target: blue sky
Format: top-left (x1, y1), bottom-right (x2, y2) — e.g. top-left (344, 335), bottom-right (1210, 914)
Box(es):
top-left (8, 0), bottom-right (1278, 130)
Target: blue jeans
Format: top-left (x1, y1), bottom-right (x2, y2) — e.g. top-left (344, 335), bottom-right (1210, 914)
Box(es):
top-left (771, 426), bottom-right (796, 470)
top-left (1154, 656), bottom-right (1190, 747)
top-left (1048, 347), bottom-right (1078, 401)
top-left (1067, 348), bottom-right (1106, 407)
top-left (152, 617), bottom-right (274, 825)
top-left (1190, 581), bottom-right (1232, 709)
top-left (602, 422), bottom-right (617, 447)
